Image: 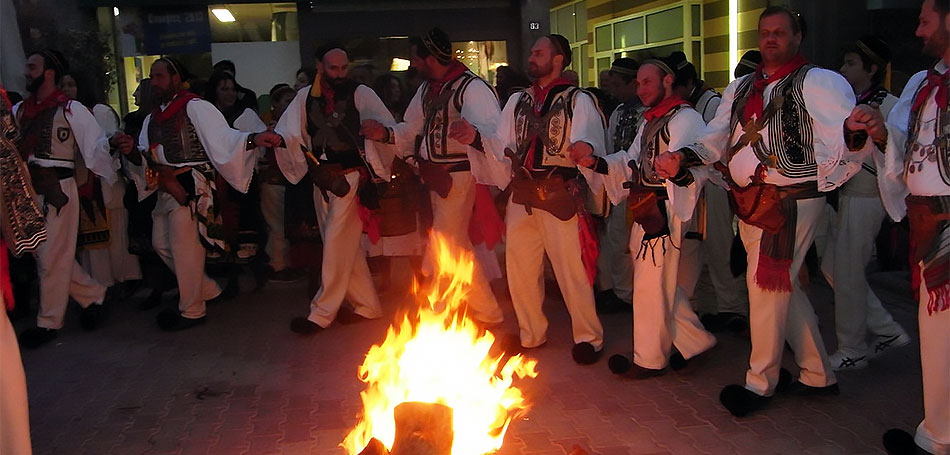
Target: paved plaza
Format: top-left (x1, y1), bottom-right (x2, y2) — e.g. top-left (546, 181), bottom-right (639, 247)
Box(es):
top-left (15, 261), bottom-right (924, 455)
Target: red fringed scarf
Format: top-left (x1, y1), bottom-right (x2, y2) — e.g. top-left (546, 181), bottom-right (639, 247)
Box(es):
top-left (643, 95), bottom-right (687, 122)
top-left (17, 90), bottom-right (70, 160)
top-left (906, 195), bottom-right (950, 315)
top-left (742, 54), bottom-right (808, 124)
top-left (468, 184), bottom-right (505, 249)
top-left (910, 68), bottom-right (949, 114)
top-left (148, 90), bottom-right (201, 153)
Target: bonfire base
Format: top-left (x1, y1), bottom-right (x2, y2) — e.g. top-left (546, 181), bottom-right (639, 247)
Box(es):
top-left (358, 402), bottom-right (454, 455)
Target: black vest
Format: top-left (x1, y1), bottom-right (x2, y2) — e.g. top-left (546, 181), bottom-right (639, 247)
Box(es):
top-left (305, 80), bottom-right (363, 169)
top-left (147, 104), bottom-right (209, 165)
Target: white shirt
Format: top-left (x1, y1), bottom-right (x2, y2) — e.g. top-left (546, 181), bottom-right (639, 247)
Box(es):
top-left (877, 59), bottom-right (950, 221)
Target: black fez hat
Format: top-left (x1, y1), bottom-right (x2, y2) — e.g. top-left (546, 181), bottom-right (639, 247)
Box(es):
top-left (35, 49), bottom-right (68, 76)
top-left (609, 57), bottom-right (639, 77)
top-left (315, 42), bottom-right (347, 62)
top-left (735, 50), bottom-right (761, 78)
top-left (852, 36), bottom-right (891, 68)
top-left (547, 34), bottom-right (572, 69)
top-left (422, 27), bottom-right (453, 64)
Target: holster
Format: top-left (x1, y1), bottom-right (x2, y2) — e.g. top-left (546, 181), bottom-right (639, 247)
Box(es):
top-left (418, 159), bottom-right (453, 199)
top-left (28, 165), bottom-right (69, 213)
top-left (726, 183), bottom-right (785, 234)
top-left (308, 161), bottom-right (351, 198)
top-left (510, 173), bottom-right (576, 221)
top-left (152, 165), bottom-right (194, 207)
top-left (624, 178), bottom-right (668, 239)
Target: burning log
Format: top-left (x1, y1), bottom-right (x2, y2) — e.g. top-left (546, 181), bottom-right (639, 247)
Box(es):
top-left (357, 402), bottom-right (454, 455)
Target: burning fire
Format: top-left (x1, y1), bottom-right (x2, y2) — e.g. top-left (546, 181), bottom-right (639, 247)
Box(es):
top-left (343, 233), bottom-right (539, 455)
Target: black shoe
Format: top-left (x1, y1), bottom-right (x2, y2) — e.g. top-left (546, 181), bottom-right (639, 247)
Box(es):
top-left (571, 342), bottom-right (601, 365)
top-left (79, 304), bottom-right (105, 331)
top-left (336, 306), bottom-right (372, 325)
top-left (882, 429), bottom-right (926, 455)
top-left (775, 368), bottom-right (839, 396)
top-left (595, 291), bottom-right (632, 314)
top-left (608, 354), bottom-right (632, 374)
top-left (138, 289), bottom-right (164, 311)
top-left (669, 350), bottom-right (688, 371)
top-left (606, 354), bottom-right (664, 379)
top-left (156, 309), bottom-right (206, 331)
top-left (270, 268), bottom-right (303, 283)
top-left (290, 317), bottom-right (323, 335)
top-left (18, 327), bottom-right (57, 349)
top-left (719, 384), bottom-right (771, 417)
top-left (701, 312), bottom-right (748, 333)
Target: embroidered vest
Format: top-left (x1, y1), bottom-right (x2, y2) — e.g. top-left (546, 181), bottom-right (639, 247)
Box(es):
top-left (17, 103), bottom-right (78, 163)
top-left (305, 80), bottom-right (364, 168)
top-left (904, 74), bottom-right (950, 186)
top-left (612, 102), bottom-right (642, 154)
top-left (731, 64), bottom-right (817, 179)
top-left (147, 103), bottom-right (209, 165)
top-left (513, 85), bottom-right (587, 169)
top-left (421, 71), bottom-right (481, 164)
top-left (637, 105), bottom-right (688, 189)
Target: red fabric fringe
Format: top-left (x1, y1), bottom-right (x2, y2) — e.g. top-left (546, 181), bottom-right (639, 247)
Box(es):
top-left (357, 194), bottom-right (381, 245)
top-left (754, 254), bottom-right (793, 293)
top-left (577, 211), bottom-right (599, 286)
top-left (924, 259), bottom-right (950, 315)
top-left (468, 184), bottom-right (505, 249)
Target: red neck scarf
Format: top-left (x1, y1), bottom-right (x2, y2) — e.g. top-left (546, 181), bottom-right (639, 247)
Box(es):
top-left (320, 76), bottom-right (337, 115)
top-left (643, 95), bottom-right (687, 122)
top-left (152, 90), bottom-right (200, 124)
top-left (20, 89), bottom-right (70, 123)
top-left (530, 77), bottom-right (573, 114)
top-left (742, 54), bottom-right (809, 124)
top-left (911, 66), bottom-right (949, 114)
top-left (425, 61), bottom-right (469, 102)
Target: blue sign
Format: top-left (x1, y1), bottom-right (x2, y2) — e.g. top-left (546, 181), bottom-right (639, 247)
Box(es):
top-left (143, 8), bottom-right (211, 55)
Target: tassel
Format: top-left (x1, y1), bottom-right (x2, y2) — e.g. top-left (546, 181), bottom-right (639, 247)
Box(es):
top-left (754, 254), bottom-right (793, 292)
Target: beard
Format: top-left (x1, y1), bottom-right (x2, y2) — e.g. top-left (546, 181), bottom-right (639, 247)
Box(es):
top-left (151, 86), bottom-right (173, 106)
top-left (26, 74), bottom-right (44, 95)
top-left (325, 76), bottom-right (346, 89)
top-left (922, 25), bottom-right (949, 58)
top-left (528, 61), bottom-right (553, 80)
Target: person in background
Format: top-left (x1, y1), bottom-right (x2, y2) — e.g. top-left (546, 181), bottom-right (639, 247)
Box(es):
top-left (61, 71), bottom-right (143, 298)
top-left (212, 59), bottom-right (258, 113)
top-left (734, 50), bottom-right (762, 79)
top-left (294, 67), bottom-right (316, 92)
top-left (373, 73), bottom-right (408, 122)
top-left (204, 70), bottom-right (270, 294)
top-left (820, 36), bottom-right (909, 372)
top-left (258, 84), bottom-right (304, 283)
top-left (494, 65), bottom-right (531, 107)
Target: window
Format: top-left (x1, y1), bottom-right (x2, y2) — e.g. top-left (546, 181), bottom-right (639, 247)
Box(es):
top-left (550, 1), bottom-right (589, 87)
top-left (591, 1), bottom-right (704, 88)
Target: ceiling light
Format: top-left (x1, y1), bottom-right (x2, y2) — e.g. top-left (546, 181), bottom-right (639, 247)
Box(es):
top-left (113, 7), bottom-right (119, 16)
top-left (211, 8), bottom-right (236, 23)
top-left (391, 58), bottom-right (410, 72)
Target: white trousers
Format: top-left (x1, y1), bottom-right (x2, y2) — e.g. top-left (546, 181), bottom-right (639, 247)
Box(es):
top-left (35, 178), bottom-right (106, 329)
top-left (680, 184), bottom-right (749, 315)
top-left (630, 204), bottom-right (717, 369)
top-left (424, 171), bottom-right (502, 324)
top-left (260, 183), bottom-right (290, 272)
top-left (821, 194), bottom-right (905, 357)
top-left (916, 269), bottom-right (950, 455)
top-left (740, 197), bottom-right (835, 396)
top-left (151, 192), bottom-right (221, 319)
top-left (596, 202), bottom-right (633, 302)
top-left (506, 200), bottom-right (603, 349)
top-left (1, 311), bottom-right (31, 455)
top-left (307, 173), bottom-right (382, 327)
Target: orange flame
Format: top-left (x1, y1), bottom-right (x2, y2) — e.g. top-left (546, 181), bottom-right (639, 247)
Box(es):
top-left (343, 233), bottom-right (539, 455)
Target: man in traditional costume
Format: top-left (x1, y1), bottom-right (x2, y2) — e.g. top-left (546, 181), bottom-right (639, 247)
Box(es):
top-left (821, 36), bottom-right (910, 371)
top-left (850, 1), bottom-right (950, 452)
top-left (595, 57), bottom-right (642, 314)
top-left (477, 34), bottom-right (605, 364)
top-left (122, 57), bottom-right (281, 331)
top-left (573, 55), bottom-right (717, 376)
top-left (361, 28), bottom-right (504, 326)
top-left (654, 7), bottom-right (874, 416)
top-left (14, 50), bottom-right (130, 348)
top-left (274, 46), bottom-right (393, 334)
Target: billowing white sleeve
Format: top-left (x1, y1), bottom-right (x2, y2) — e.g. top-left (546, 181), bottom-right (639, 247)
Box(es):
top-left (92, 104), bottom-right (120, 137)
top-left (602, 122), bottom-right (643, 206)
top-left (875, 70), bottom-right (926, 221)
top-left (481, 92), bottom-right (520, 190)
top-left (233, 108), bottom-right (267, 133)
top-left (123, 114), bottom-right (154, 201)
top-left (688, 77), bottom-right (744, 164)
top-left (802, 68), bottom-right (866, 191)
top-left (664, 108), bottom-right (709, 223)
top-left (701, 95), bottom-right (721, 124)
top-left (354, 84), bottom-right (398, 180)
top-left (570, 91), bottom-right (607, 192)
top-left (460, 80), bottom-right (508, 188)
top-left (390, 84), bottom-right (425, 158)
top-left (273, 86), bottom-right (311, 185)
top-left (187, 99), bottom-right (256, 193)
top-left (67, 100), bottom-right (118, 185)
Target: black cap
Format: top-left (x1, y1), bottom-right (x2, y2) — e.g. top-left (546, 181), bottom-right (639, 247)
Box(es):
top-left (548, 34), bottom-right (572, 70)
top-left (609, 57), bottom-right (639, 77)
top-left (422, 28), bottom-right (453, 64)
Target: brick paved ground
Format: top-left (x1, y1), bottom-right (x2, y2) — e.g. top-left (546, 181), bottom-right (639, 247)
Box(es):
top-left (14, 258), bottom-right (923, 455)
